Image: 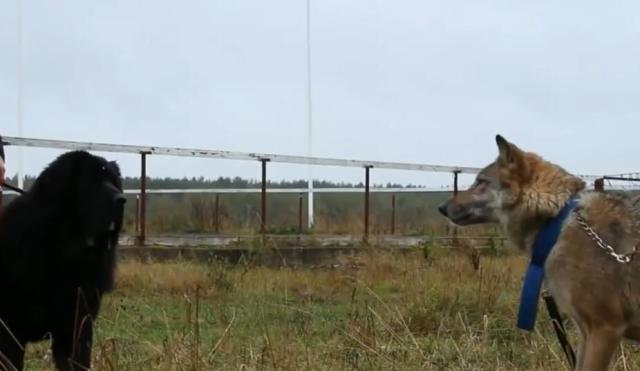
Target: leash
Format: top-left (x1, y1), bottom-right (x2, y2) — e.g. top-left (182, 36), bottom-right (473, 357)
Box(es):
top-left (2, 182), bottom-right (24, 194)
top-left (574, 211), bottom-right (636, 263)
top-left (542, 292), bottom-right (576, 369)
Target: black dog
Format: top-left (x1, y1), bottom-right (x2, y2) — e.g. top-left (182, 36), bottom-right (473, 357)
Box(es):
top-left (0, 151), bottom-right (125, 370)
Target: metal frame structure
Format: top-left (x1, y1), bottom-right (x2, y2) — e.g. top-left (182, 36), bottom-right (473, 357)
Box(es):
top-left (0, 136), bottom-right (484, 245)
top-left (1, 136), bottom-right (632, 246)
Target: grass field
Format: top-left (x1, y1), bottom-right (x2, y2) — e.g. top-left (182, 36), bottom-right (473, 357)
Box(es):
top-left (22, 248), bottom-right (640, 370)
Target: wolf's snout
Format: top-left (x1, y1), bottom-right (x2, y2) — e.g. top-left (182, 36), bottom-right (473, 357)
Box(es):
top-left (438, 202), bottom-right (448, 217)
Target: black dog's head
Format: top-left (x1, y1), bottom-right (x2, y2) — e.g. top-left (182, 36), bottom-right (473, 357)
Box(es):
top-left (30, 151), bottom-right (126, 248)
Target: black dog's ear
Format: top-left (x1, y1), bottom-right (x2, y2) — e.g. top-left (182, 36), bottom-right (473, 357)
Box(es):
top-left (108, 161), bottom-right (121, 176)
top-left (37, 166), bottom-right (72, 198)
top-left (30, 154), bottom-right (77, 199)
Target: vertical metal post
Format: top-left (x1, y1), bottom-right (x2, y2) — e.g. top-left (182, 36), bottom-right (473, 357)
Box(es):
top-left (453, 170), bottom-right (460, 195)
top-left (137, 152), bottom-right (148, 246)
top-left (135, 195), bottom-right (140, 234)
top-left (594, 178), bottom-right (604, 192)
top-left (390, 194), bottom-right (396, 235)
top-left (260, 159), bottom-right (269, 243)
top-left (16, 0), bottom-right (24, 190)
top-left (452, 171), bottom-right (460, 246)
top-left (214, 194), bottom-right (220, 234)
top-left (364, 166), bottom-right (371, 243)
top-left (306, 0), bottom-right (315, 230)
top-left (307, 180), bottom-right (314, 230)
top-left (298, 193), bottom-right (304, 235)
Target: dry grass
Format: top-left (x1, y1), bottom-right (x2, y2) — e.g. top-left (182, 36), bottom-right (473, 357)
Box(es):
top-left (22, 249), bottom-right (640, 370)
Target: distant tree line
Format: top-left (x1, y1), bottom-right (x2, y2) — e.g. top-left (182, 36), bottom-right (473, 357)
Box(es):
top-left (120, 176), bottom-right (413, 190)
top-left (2, 175), bottom-right (490, 236)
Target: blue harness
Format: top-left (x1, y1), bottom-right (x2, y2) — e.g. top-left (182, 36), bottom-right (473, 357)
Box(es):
top-left (517, 196), bottom-right (579, 331)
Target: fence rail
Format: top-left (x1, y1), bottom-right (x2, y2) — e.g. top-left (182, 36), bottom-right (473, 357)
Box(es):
top-left (1, 135), bottom-right (637, 247)
top-left (0, 135), bottom-right (489, 245)
top-left (122, 187), bottom-right (459, 194)
top-left (1, 136), bottom-right (482, 173)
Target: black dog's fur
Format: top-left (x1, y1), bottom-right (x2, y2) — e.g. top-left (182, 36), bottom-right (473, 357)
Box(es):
top-left (0, 151), bottom-right (125, 370)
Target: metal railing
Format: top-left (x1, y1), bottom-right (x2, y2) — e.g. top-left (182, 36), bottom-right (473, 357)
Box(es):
top-left (1, 135), bottom-right (635, 246)
top-left (1, 136), bottom-right (485, 245)
top-left (0, 136), bottom-right (483, 173)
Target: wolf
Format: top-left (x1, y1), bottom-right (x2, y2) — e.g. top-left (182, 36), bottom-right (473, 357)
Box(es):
top-left (439, 135), bottom-right (640, 371)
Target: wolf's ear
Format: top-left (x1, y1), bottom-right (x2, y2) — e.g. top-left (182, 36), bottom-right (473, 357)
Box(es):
top-left (495, 135), bottom-right (530, 180)
top-left (496, 135), bottom-right (511, 162)
top-left (496, 135), bottom-right (522, 165)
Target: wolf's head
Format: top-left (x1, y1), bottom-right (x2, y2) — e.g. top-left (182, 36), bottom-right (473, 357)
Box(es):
top-left (439, 135), bottom-right (585, 229)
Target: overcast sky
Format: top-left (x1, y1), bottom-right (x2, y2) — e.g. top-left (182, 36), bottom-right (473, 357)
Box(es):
top-left (0, 0), bottom-right (638, 188)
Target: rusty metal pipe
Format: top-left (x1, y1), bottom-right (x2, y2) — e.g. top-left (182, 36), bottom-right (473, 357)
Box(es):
top-left (364, 166), bottom-right (371, 243)
top-left (137, 152), bottom-right (148, 246)
top-left (452, 171), bottom-right (460, 246)
top-left (260, 159), bottom-right (269, 242)
top-left (215, 194), bottom-right (220, 234)
top-left (135, 195), bottom-right (140, 234)
top-left (453, 170), bottom-right (460, 195)
top-left (298, 193), bottom-right (303, 235)
top-left (391, 194), bottom-right (396, 235)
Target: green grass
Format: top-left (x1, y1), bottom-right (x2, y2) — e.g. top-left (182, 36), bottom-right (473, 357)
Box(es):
top-left (21, 249), bottom-right (640, 370)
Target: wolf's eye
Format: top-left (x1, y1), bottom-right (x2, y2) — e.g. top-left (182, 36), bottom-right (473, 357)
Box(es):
top-left (474, 178), bottom-right (489, 192)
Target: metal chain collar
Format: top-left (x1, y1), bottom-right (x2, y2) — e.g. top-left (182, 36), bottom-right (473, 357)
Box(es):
top-left (573, 211), bottom-right (636, 263)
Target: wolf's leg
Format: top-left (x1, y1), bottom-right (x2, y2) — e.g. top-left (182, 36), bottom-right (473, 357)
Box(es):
top-left (578, 327), bottom-right (621, 371)
top-left (575, 338), bottom-right (586, 370)
top-left (574, 320), bottom-right (588, 371)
